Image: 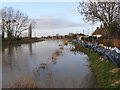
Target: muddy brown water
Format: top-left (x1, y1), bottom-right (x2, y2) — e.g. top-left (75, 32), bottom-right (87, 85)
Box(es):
top-left (2, 40), bottom-right (96, 88)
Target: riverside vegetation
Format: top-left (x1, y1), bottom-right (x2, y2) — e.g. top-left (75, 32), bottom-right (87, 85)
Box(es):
top-left (2, 38), bottom-right (44, 46)
top-left (71, 41), bottom-right (120, 88)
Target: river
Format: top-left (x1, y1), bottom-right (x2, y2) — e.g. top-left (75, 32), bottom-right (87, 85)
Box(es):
top-left (2, 40), bottom-right (96, 88)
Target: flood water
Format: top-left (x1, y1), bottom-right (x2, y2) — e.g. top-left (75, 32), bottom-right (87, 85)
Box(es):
top-left (2, 40), bottom-right (96, 88)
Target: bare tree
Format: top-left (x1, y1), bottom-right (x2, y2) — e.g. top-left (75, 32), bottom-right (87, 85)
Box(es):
top-left (1, 7), bottom-right (29, 39)
top-left (78, 0), bottom-right (119, 38)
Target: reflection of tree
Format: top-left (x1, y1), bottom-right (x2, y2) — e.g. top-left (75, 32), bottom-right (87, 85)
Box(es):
top-left (7, 46), bottom-right (14, 62)
top-left (2, 45), bottom-right (20, 66)
top-left (2, 46), bottom-right (15, 73)
top-left (2, 47), bottom-right (6, 64)
top-left (28, 43), bottom-right (32, 57)
top-left (15, 45), bottom-right (21, 52)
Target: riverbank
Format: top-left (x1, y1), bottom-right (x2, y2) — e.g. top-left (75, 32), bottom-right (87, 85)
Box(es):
top-left (71, 41), bottom-right (120, 88)
top-left (2, 38), bottom-right (44, 46)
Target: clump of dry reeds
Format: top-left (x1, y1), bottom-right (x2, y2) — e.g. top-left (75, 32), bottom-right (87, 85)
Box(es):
top-left (56, 50), bottom-right (60, 56)
top-left (60, 46), bottom-right (64, 50)
top-left (51, 50), bottom-right (60, 60)
top-left (63, 39), bottom-right (69, 45)
top-left (10, 73), bottom-right (37, 88)
top-left (58, 44), bottom-right (62, 46)
top-left (39, 65), bottom-right (46, 69)
top-left (40, 63), bottom-right (48, 66)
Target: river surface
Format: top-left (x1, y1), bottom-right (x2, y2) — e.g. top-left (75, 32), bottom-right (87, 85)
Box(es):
top-left (2, 40), bottom-right (96, 88)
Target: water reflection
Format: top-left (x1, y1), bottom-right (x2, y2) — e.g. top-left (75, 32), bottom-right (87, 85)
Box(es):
top-left (28, 43), bottom-right (33, 56)
top-left (2, 40), bottom-right (96, 88)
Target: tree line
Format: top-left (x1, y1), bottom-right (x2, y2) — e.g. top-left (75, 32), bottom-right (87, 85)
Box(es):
top-left (78, 1), bottom-right (120, 39)
top-left (0, 7), bottom-right (34, 40)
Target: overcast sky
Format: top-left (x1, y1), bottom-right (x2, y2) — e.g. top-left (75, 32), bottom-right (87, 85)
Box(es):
top-left (2, 2), bottom-right (100, 37)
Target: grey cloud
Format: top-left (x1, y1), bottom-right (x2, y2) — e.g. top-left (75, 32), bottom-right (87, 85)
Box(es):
top-left (34, 16), bottom-right (90, 30)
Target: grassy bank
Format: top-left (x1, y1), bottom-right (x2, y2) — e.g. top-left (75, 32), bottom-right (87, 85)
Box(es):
top-left (2, 38), bottom-right (44, 46)
top-left (72, 41), bottom-right (120, 88)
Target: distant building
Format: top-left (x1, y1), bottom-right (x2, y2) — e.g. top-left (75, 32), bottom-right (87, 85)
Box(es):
top-left (92, 25), bottom-right (105, 38)
top-left (52, 36), bottom-right (56, 39)
top-left (48, 36), bottom-right (52, 39)
top-left (77, 33), bottom-right (86, 38)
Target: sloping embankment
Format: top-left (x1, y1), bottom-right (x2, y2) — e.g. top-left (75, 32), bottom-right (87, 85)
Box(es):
top-left (72, 41), bottom-right (120, 88)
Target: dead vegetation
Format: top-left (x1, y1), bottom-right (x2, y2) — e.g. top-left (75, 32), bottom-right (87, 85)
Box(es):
top-left (9, 73), bottom-right (37, 88)
top-left (56, 50), bottom-right (60, 56)
top-left (99, 57), bottom-right (104, 61)
top-left (40, 63), bottom-right (48, 66)
top-left (110, 68), bottom-right (120, 73)
top-left (60, 46), bottom-right (64, 50)
top-left (63, 39), bottom-right (69, 45)
top-left (51, 50), bottom-right (60, 60)
top-left (34, 62), bottom-right (48, 72)
top-left (58, 44), bottom-right (62, 46)
top-left (112, 80), bottom-right (120, 86)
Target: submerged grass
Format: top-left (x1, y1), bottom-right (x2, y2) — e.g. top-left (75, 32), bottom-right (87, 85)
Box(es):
top-left (72, 41), bottom-right (120, 88)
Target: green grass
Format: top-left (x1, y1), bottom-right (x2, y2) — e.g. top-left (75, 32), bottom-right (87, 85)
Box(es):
top-left (72, 41), bottom-right (120, 88)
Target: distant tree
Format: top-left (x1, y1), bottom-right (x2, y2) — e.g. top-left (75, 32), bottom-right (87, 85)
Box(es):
top-left (1, 7), bottom-right (29, 39)
top-left (28, 19), bottom-right (36, 39)
top-left (72, 34), bottom-right (77, 39)
top-left (78, 1), bottom-right (119, 38)
top-left (28, 23), bottom-right (32, 39)
top-left (1, 22), bottom-right (5, 39)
